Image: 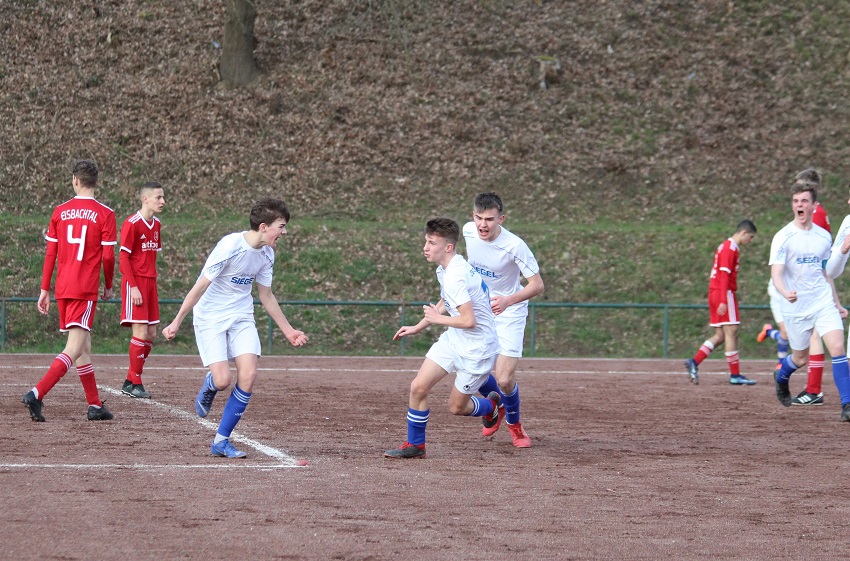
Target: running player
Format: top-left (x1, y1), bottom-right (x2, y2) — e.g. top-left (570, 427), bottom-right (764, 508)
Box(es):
top-left (161, 197), bottom-right (308, 458)
top-left (22, 159), bottom-right (117, 422)
top-left (384, 218), bottom-right (501, 459)
top-left (119, 181), bottom-right (166, 398)
top-left (684, 220), bottom-right (758, 385)
top-left (770, 174), bottom-right (850, 421)
top-left (758, 168), bottom-right (831, 405)
top-left (463, 192), bottom-right (543, 448)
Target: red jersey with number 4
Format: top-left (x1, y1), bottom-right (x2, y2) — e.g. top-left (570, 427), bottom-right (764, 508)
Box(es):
top-left (709, 238), bottom-right (739, 293)
top-left (43, 196), bottom-right (117, 300)
top-left (120, 212), bottom-right (161, 281)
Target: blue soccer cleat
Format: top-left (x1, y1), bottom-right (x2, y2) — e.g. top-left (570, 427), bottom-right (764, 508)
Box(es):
top-left (195, 371), bottom-right (218, 418)
top-left (211, 439), bottom-right (247, 458)
top-left (729, 375), bottom-right (757, 386)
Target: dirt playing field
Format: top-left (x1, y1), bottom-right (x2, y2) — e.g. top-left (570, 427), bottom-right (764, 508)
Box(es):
top-left (2, 354), bottom-right (849, 560)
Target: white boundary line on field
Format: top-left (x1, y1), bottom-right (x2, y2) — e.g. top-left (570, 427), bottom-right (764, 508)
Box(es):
top-left (0, 365), bottom-right (776, 376)
top-left (0, 462), bottom-right (295, 470)
top-left (1, 384), bottom-right (303, 471)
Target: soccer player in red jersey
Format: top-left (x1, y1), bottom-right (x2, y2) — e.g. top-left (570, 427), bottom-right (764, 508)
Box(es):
top-left (119, 182), bottom-right (166, 398)
top-left (684, 220), bottom-right (757, 385)
top-left (22, 160), bottom-right (117, 421)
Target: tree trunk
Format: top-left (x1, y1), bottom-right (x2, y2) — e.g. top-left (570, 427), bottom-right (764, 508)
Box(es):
top-left (220, 0), bottom-right (259, 87)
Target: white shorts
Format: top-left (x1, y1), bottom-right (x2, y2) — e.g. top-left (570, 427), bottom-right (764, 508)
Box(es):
top-left (425, 332), bottom-right (497, 395)
top-left (194, 317), bottom-right (261, 366)
top-left (784, 304), bottom-right (844, 351)
top-left (494, 313), bottom-right (527, 358)
top-left (767, 282), bottom-right (784, 325)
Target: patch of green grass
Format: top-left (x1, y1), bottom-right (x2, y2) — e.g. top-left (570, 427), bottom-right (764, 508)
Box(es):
top-left (5, 186), bottom-right (849, 357)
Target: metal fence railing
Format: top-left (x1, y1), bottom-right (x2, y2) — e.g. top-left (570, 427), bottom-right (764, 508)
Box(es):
top-left (1, 297), bottom-right (771, 357)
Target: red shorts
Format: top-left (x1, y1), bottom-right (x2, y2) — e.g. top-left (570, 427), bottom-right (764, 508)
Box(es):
top-left (57, 299), bottom-right (97, 332)
top-left (708, 289), bottom-right (739, 326)
top-left (121, 276), bottom-right (160, 325)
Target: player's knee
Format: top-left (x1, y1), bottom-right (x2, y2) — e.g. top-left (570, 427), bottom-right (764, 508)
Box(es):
top-left (409, 379), bottom-right (429, 401)
top-left (446, 401), bottom-right (466, 416)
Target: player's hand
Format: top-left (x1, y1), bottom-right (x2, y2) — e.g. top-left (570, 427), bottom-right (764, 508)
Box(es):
top-left (162, 323), bottom-right (178, 340)
top-left (102, 287), bottom-right (113, 301)
top-left (287, 329), bottom-right (309, 347)
top-left (490, 295), bottom-right (509, 315)
top-left (786, 291), bottom-right (798, 303)
top-left (839, 306), bottom-right (848, 319)
top-left (716, 303), bottom-right (727, 316)
top-left (37, 289), bottom-right (50, 315)
top-left (131, 286), bottom-right (143, 306)
top-left (422, 303), bottom-right (443, 323)
top-left (393, 325), bottom-right (417, 340)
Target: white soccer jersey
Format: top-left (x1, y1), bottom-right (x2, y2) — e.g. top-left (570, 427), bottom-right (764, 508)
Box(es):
top-left (193, 232), bottom-right (274, 325)
top-left (436, 254), bottom-right (499, 361)
top-left (769, 222), bottom-right (834, 317)
top-left (462, 222), bottom-right (540, 319)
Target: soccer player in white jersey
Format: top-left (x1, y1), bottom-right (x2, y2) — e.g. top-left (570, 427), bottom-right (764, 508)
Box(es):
top-left (759, 168), bottom-right (831, 404)
top-left (384, 218), bottom-right (501, 459)
top-left (463, 193), bottom-right (543, 448)
top-left (769, 176), bottom-right (850, 422)
top-left (162, 198), bottom-right (309, 458)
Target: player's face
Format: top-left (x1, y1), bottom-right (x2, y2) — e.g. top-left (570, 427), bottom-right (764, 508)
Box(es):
top-left (423, 233), bottom-right (452, 263)
top-left (791, 191), bottom-right (814, 225)
top-left (739, 232), bottom-right (755, 247)
top-left (262, 218), bottom-right (288, 249)
top-left (472, 207), bottom-right (505, 242)
top-left (143, 189), bottom-right (165, 214)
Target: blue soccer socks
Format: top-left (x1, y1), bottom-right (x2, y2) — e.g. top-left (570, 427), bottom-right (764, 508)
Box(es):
top-left (478, 374), bottom-right (500, 398)
top-left (469, 395), bottom-right (497, 418)
top-left (503, 383), bottom-right (521, 425)
top-left (216, 384), bottom-right (252, 439)
top-left (406, 407), bottom-right (429, 446)
top-left (776, 356), bottom-right (800, 383)
top-left (831, 355), bottom-right (850, 405)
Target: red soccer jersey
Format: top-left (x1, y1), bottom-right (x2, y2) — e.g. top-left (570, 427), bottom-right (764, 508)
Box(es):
top-left (42, 196), bottom-right (117, 300)
top-left (709, 238), bottom-right (740, 294)
top-left (813, 203), bottom-right (830, 234)
top-left (119, 212), bottom-right (162, 284)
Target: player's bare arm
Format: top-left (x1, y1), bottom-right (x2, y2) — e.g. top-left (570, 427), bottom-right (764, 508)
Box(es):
top-left (427, 300), bottom-right (476, 329)
top-left (257, 284), bottom-right (308, 347)
top-left (771, 263), bottom-right (797, 303)
top-left (162, 276), bottom-right (212, 340)
top-left (393, 298), bottom-right (447, 339)
top-left (393, 319), bottom-right (430, 340)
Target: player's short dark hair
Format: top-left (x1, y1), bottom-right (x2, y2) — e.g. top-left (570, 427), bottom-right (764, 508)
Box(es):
top-left (425, 217), bottom-right (459, 245)
top-left (473, 192), bottom-right (504, 213)
top-left (250, 197), bottom-right (290, 231)
top-left (736, 219), bottom-right (757, 234)
top-left (72, 159), bottom-right (98, 187)
top-left (140, 181), bottom-right (162, 197)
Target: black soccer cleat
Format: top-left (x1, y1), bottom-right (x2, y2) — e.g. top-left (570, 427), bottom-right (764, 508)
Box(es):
top-left (22, 390), bottom-right (45, 422)
top-left (774, 371), bottom-right (792, 407)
